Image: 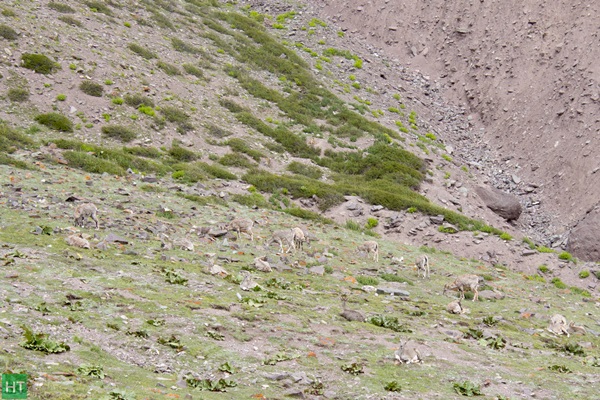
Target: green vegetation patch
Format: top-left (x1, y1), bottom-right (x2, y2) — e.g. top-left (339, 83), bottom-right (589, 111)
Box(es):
top-left (79, 80), bottom-right (104, 97)
top-left (34, 113), bottom-right (73, 132)
top-left (21, 53), bottom-right (59, 74)
top-left (101, 125), bottom-right (137, 142)
top-left (0, 24), bottom-right (18, 40)
top-left (128, 43), bottom-right (157, 59)
top-left (7, 87), bottom-right (30, 102)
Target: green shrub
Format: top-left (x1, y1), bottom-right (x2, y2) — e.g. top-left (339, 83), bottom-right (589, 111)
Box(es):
top-left (182, 63), bottom-right (205, 79)
top-left (570, 286), bottom-right (591, 297)
top-left (7, 87), bottom-right (29, 102)
top-left (201, 162), bottom-right (236, 180)
top-left (551, 277), bottom-right (567, 289)
top-left (345, 220), bottom-right (361, 231)
top-left (56, 94), bottom-right (67, 101)
top-left (206, 123), bottom-right (233, 138)
top-left (138, 106), bottom-right (155, 116)
top-left (111, 97), bottom-right (124, 105)
top-left (169, 146), bottom-right (197, 162)
top-left (123, 146), bottom-right (162, 159)
top-left (157, 60), bottom-right (180, 76)
top-left (558, 251), bottom-right (573, 262)
top-left (537, 246), bottom-right (554, 253)
top-left (160, 106), bottom-right (189, 124)
top-left (47, 2), bottom-right (75, 13)
top-left (128, 43), bottom-right (157, 59)
top-left (79, 81), bottom-right (104, 97)
top-left (286, 161), bottom-right (322, 179)
top-left (522, 237), bottom-right (535, 249)
top-left (34, 113), bottom-right (73, 132)
top-left (366, 217), bottom-right (378, 229)
top-left (232, 193), bottom-right (269, 208)
top-left (227, 138), bottom-right (264, 161)
top-left (124, 93), bottom-right (155, 108)
top-left (0, 24), bottom-right (18, 40)
top-left (538, 265), bottom-right (549, 274)
top-left (219, 153), bottom-right (255, 169)
top-left (63, 151), bottom-right (125, 175)
top-left (58, 15), bottom-right (82, 27)
top-left (21, 53), bottom-right (59, 74)
top-left (283, 207), bottom-right (333, 224)
top-left (101, 125), bottom-right (137, 142)
top-left (171, 37), bottom-right (203, 54)
top-left (84, 1), bottom-right (113, 15)
top-left (579, 270), bottom-right (590, 279)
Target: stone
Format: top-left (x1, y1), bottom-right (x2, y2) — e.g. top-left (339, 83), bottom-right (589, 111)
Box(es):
top-left (475, 185), bottom-right (522, 221)
top-left (567, 207), bottom-right (600, 262)
top-left (376, 287), bottom-right (410, 297)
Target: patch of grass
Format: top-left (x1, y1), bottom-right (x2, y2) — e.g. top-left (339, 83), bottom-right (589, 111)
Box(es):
top-left (7, 87), bottom-right (30, 102)
top-left (345, 220), bottom-right (362, 231)
top-left (21, 53), bottom-right (59, 74)
top-left (536, 246), bottom-right (554, 253)
top-left (356, 276), bottom-right (379, 286)
top-left (84, 1), bottom-right (113, 15)
top-left (128, 43), bottom-right (157, 59)
top-left (558, 251), bottom-right (574, 262)
top-left (47, 2), bottom-right (75, 13)
top-left (551, 277), bottom-right (567, 289)
top-left (453, 381), bottom-right (482, 396)
top-left (124, 93), bottom-right (155, 108)
top-left (579, 270), bottom-right (590, 279)
top-left (538, 265), bottom-right (549, 274)
top-left (226, 138), bottom-right (264, 161)
top-left (219, 153), bottom-right (255, 169)
top-left (62, 151), bottom-right (126, 175)
top-left (499, 232), bottom-right (512, 241)
top-left (182, 63), bottom-right (205, 79)
top-left (0, 24), bottom-right (18, 40)
top-left (157, 60), bottom-right (181, 76)
top-left (168, 145), bottom-right (197, 162)
top-left (283, 207), bottom-right (333, 223)
top-left (79, 81), bottom-right (104, 97)
top-left (522, 237), bottom-right (535, 249)
top-left (206, 123), bottom-right (233, 138)
top-left (20, 325), bottom-right (70, 354)
top-left (171, 37), bottom-right (204, 54)
top-left (570, 286), bottom-right (591, 297)
top-left (34, 113), bottom-right (73, 132)
top-left (101, 125), bottom-right (137, 142)
top-left (232, 193), bottom-right (269, 209)
top-left (160, 106), bottom-right (189, 124)
top-left (58, 15), bottom-right (82, 27)
top-left (287, 161), bottom-right (322, 179)
top-left (56, 94), bottom-right (67, 101)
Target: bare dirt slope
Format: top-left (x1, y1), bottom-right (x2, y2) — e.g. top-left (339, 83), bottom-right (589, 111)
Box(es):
top-left (312, 0), bottom-right (600, 249)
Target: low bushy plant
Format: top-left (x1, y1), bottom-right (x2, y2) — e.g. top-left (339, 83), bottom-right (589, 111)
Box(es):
top-left (101, 125), bottom-right (137, 142)
top-left (7, 87), bottom-right (30, 102)
top-left (58, 15), bottom-right (82, 27)
top-left (182, 63), bottom-right (205, 79)
top-left (169, 146), bottom-right (198, 162)
top-left (21, 53), bottom-right (59, 74)
top-left (79, 81), bottom-right (104, 97)
top-left (47, 2), bottom-right (75, 13)
top-left (579, 270), bottom-right (590, 279)
top-left (124, 93), bottom-right (155, 108)
top-left (128, 43), bottom-right (157, 59)
top-left (558, 251), bottom-right (574, 262)
top-left (0, 24), bottom-right (18, 40)
top-left (286, 161), bottom-right (322, 179)
top-left (34, 113), bottom-right (73, 132)
top-left (157, 60), bottom-right (180, 76)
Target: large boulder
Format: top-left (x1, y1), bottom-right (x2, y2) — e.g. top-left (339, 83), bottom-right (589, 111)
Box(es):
top-left (475, 185), bottom-right (522, 221)
top-left (567, 208), bottom-right (600, 262)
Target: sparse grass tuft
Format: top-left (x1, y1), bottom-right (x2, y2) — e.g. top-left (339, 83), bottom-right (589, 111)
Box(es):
top-left (124, 93), bottom-right (155, 108)
top-left (182, 63), bottom-right (205, 79)
top-left (58, 15), bottom-right (82, 27)
top-left (84, 1), bottom-right (113, 15)
top-left (7, 87), bottom-right (30, 102)
top-left (157, 60), bottom-right (181, 76)
top-left (286, 161), bottom-right (322, 179)
top-left (128, 43), bottom-right (157, 59)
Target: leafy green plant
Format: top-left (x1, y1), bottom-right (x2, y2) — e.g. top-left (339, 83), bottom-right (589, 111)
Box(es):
top-left (34, 113), bottom-right (73, 132)
top-left (366, 217), bottom-right (378, 229)
top-left (340, 362), bottom-right (364, 375)
top-left (562, 342), bottom-right (585, 356)
top-left (538, 265), bottom-right (549, 274)
top-left (163, 268), bottom-right (188, 285)
top-left (20, 325), bottom-right (70, 353)
top-left (76, 364), bottom-right (105, 379)
top-left (125, 329), bottom-right (149, 339)
top-left (263, 351), bottom-right (299, 365)
top-left (345, 220), bottom-right (362, 231)
top-left (56, 93), bottom-right (67, 101)
top-left (384, 381), bottom-right (402, 392)
top-left (124, 93), bottom-right (155, 108)
top-left (482, 316), bottom-right (498, 327)
top-left (453, 381), bottom-right (482, 396)
top-left (485, 336), bottom-right (506, 350)
top-left (84, 1), bottom-right (113, 15)
top-left (499, 232), bottom-right (512, 241)
top-left (367, 315), bottom-right (411, 332)
top-left (7, 87), bottom-right (30, 102)
top-left (79, 81), bottom-right (104, 97)
top-left (206, 330), bottom-right (225, 341)
top-left (185, 377), bottom-right (237, 392)
top-left (570, 286), bottom-right (591, 297)
top-left (183, 63), bottom-right (205, 79)
top-left (21, 53), bottom-right (59, 74)
top-left (548, 365), bottom-right (572, 373)
top-left (536, 246), bottom-right (554, 253)
top-left (157, 335), bottom-right (184, 351)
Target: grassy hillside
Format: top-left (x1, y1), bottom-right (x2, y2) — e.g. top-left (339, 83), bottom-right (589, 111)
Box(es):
top-left (0, 1), bottom-right (598, 399)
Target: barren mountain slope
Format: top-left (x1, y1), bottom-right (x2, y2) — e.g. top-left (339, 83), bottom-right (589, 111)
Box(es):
top-left (313, 0), bottom-right (600, 254)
